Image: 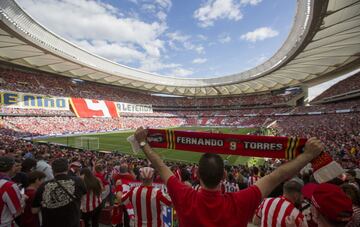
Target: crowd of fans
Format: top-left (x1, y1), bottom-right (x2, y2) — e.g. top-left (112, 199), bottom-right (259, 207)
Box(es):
top-left (0, 128), bottom-right (359, 227)
top-left (0, 68), bottom-right (300, 108)
top-left (1, 67), bottom-right (360, 226)
top-left (2, 116), bottom-right (184, 136)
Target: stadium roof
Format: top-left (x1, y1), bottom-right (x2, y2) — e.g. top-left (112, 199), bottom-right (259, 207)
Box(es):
top-left (0, 0), bottom-right (359, 97)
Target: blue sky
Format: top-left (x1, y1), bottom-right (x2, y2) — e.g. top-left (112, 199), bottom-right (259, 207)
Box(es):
top-left (18, 0), bottom-right (296, 78)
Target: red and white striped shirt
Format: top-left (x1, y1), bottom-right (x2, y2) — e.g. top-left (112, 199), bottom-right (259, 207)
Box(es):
top-left (81, 191), bottom-right (102, 213)
top-left (248, 175), bottom-right (260, 186)
top-left (256, 196), bottom-right (307, 227)
top-left (0, 179), bottom-right (22, 226)
top-left (122, 185), bottom-right (172, 227)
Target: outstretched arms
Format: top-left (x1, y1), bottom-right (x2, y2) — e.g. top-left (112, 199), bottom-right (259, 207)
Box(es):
top-left (255, 137), bottom-right (323, 198)
top-left (134, 127), bottom-right (174, 184)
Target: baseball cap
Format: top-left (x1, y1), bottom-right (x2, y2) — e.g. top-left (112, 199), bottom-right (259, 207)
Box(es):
top-left (311, 183), bottom-right (353, 223)
top-left (140, 167), bottom-right (154, 180)
top-left (0, 156), bottom-right (15, 172)
top-left (301, 183), bottom-right (317, 200)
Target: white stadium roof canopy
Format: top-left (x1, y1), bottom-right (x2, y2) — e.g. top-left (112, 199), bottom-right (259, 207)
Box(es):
top-left (0, 0), bottom-right (359, 97)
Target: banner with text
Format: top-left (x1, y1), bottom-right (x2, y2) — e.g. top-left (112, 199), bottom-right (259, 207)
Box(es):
top-left (116, 102), bottom-right (153, 113)
top-left (70, 98), bottom-right (119, 118)
top-left (0, 90), bottom-right (69, 110)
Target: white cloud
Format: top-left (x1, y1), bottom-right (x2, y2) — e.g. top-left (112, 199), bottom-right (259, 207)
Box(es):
top-left (16, 0), bottom-right (206, 78)
top-left (218, 34), bottom-right (231, 43)
top-left (240, 0), bottom-right (262, 6)
top-left (197, 34), bottom-right (208, 41)
top-left (170, 68), bottom-right (193, 77)
top-left (18, 0), bottom-right (167, 57)
top-left (167, 31), bottom-right (205, 54)
top-left (141, 4), bottom-right (157, 13)
top-left (192, 58), bottom-right (207, 64)
top-left (17, 0), bottom-right (189, 76)
top-left (157, 11), bottom-right (167, 21)
top-left (194, 45), bottom-right (205, 54)
top-left (76, 40), bottom-right (145, 63)
top-left (127, 0), bottom-right (138, 4)
top-left (167, 31), bottom-right (189, 43)
top-left (139, 58), bottom-right (180, 72)
top-left (194, 0), bottom-right (243, 27)
top-left (155, 0), bottom-right (172, 10)
top-left (240, 27), bottom-right (279, 42)
top-left (247, 54), bottom-right (268, 66)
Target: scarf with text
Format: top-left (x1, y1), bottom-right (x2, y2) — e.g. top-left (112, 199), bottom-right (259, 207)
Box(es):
top-left (144, 129), bottom-right (344, 183)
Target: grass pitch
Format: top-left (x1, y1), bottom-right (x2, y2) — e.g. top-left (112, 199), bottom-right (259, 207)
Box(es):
top-left (34, 127), bottom-right (264, 166)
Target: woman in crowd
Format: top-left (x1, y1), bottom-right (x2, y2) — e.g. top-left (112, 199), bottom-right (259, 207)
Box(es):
top-left (80, 168), bottom-right (103, 227)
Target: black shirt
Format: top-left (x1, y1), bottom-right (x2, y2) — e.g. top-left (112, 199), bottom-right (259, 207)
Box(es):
top-left (32, 174), bottom-right (87, 227)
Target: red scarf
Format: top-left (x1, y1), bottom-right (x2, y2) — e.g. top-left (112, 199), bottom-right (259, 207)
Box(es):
top-left (147, 129), bottom-right (306, 160)
top-left (144, 129), bottom-right (344, 183)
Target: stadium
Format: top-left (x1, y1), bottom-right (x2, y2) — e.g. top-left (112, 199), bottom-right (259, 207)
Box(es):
top-left (0, 0), bottom-right (359, 227)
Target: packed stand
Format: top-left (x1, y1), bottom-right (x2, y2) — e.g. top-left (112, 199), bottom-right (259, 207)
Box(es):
top-left (313, 72), bottom-right (360, 102)
top-left (0, 68), bottom-right (300, 109)
top-left (2, 116), bottom-right (185, 136)
top-left (1, 127), bottom-right (359, 227)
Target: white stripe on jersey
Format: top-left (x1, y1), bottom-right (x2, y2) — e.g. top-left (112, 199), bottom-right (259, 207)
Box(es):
top-left (131, 187), bottom-right (140, 227)
top-left (267, 197), bottom-right (281, 227)
top-left (140, 187), bottom-right (148, 225)
top-left (150, 188), bottom-right (158, 227)
top-left (276, 200), bottom-right (290, 227)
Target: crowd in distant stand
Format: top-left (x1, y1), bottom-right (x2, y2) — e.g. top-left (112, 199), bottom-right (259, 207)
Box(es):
top-left (313, 72), bottom-right (360, 101)
top-left (0, 68), bottom-right (299, 107)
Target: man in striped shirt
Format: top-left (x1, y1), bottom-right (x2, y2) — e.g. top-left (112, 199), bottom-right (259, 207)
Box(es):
top-left (253, 180), bottom-right (307, 227)
top-left (121, 167), bottom-right (172, 227)
top-left (0, 156), bottom-right (23, 227)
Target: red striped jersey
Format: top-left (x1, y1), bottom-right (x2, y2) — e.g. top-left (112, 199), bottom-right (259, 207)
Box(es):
top-left (81, 191), bottom-right (102, 213)
top-left (0, 179), bottom-right (22, 226)
top-left (122, 185), bottom-right (172, 227)
top-left (256, 196), bottom-right (307, 227)
top-left (248, 175), bottom-right (260, 187)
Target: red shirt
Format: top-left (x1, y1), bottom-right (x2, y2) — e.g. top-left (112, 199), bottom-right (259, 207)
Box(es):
top-left (94, 172), bottom-right (109, 186)
top-left (166, 176), bottom-right (262, 227)
top-left (113, 173), bottom-right (135, 185)
top-left (20, 188), bottom-right (39, 227)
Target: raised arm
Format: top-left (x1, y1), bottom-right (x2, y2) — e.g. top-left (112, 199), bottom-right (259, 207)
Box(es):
top-left (134, 127), bottom-right (174, 184)
top-left (255, 137), bottom-right (323, 198)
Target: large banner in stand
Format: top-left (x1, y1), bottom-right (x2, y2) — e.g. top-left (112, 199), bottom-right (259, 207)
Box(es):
top-left (116, 102), bottom-right (153, 113)
top-left (0, 90), bottom-right (69, 110)
top-left (70, 98), bottom-right (119, 118)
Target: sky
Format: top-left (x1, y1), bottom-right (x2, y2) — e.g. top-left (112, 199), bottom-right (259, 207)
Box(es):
top-left (17, 0), bottom-right (296, 78)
